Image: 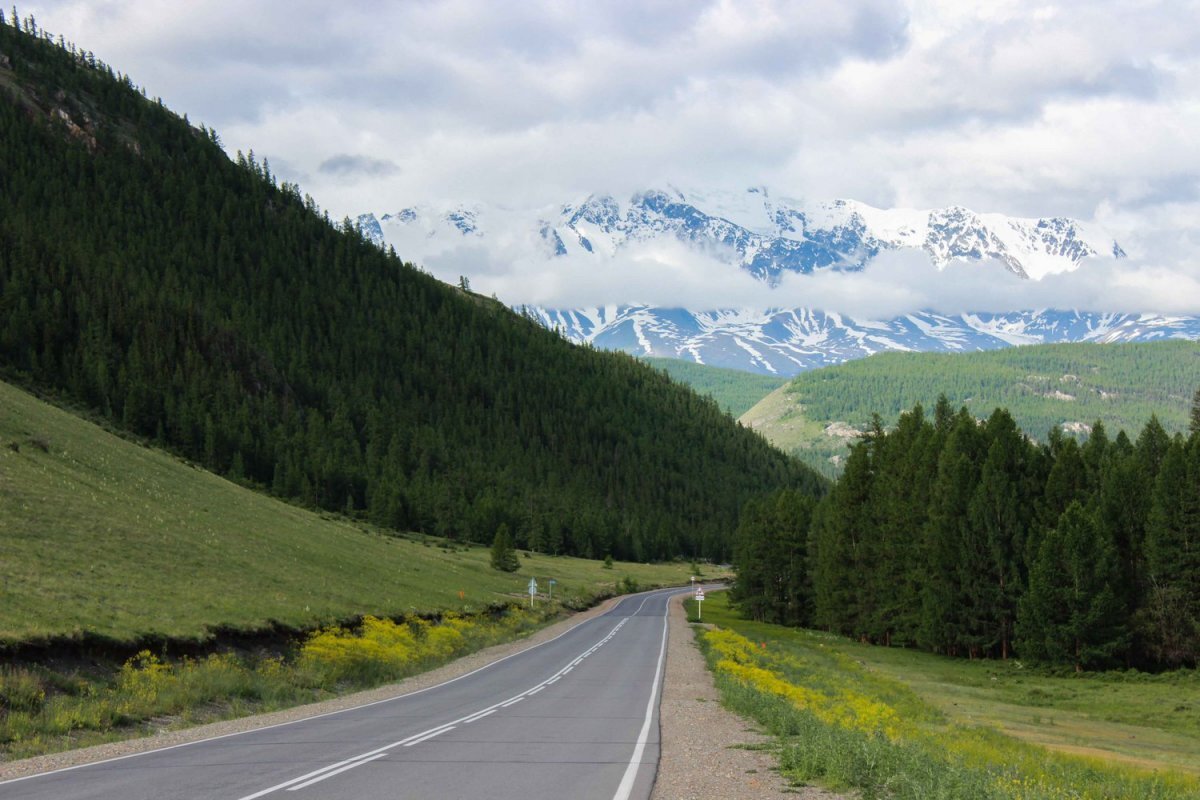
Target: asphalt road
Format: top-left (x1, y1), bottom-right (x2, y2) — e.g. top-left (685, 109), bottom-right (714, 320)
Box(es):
top-left (1, 588), bottom-right (686, 800)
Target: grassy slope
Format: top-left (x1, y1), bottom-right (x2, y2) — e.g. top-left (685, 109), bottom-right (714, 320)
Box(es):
top-left (642, 357), bottom-right (786, 418)
top-left (0, 379), bottom-right (697, 646)
top-left (701, 593), bottom-right (1200, 777)
top-left (742, 341), bottom-right (1200, 476)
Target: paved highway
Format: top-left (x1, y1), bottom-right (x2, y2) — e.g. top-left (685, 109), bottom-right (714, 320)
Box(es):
top-left (1, 588), bottom-right (687, 800)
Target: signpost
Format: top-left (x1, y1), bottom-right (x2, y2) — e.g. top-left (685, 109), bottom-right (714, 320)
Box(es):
top-left (528, 577), bottom-right (538, 607)
top-left (695, 586), bottom-right (705, 620)
top-left (548, 578), bottom-right (556, 602)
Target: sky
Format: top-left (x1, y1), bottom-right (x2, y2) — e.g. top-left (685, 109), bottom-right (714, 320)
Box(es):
top-left (21, 0), bottom-right (1200, 314)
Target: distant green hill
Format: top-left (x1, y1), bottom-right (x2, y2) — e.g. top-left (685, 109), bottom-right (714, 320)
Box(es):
top-left (642, 358), bottom-right (786, 417)
top-left (0, 20), bottom-right (821, 564)
top-left (741, 341), bottom-right (1200, 475)
top-left (0, 378), bottom-right (695, 646)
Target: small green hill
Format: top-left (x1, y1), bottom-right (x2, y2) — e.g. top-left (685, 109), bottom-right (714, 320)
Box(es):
top-left (741, 341), bottom-right (1200, 475)
top-left (0, 378), bottom-right (694, 646)
top-left (642, 358), bottom-right (786, 417)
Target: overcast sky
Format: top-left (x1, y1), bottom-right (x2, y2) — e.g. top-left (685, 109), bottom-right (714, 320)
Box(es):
top-left (23, 0), bottom-right (1200, 313)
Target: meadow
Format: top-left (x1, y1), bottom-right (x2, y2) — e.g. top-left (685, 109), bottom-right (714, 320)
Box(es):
top-left (0, 378), bottom-right (697, 645)
top-left (692, 593), bottom-right (1200, 799)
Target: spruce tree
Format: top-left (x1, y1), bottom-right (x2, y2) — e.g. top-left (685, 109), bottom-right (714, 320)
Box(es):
top-left (1017, 502), bottom-right (1129, 671)
top-left (490, 523), bottom-right (519, 572)
top-left (919, 411), bottom-right (982, 656)
top-left (1140, 436), bottom-right (1200, 665)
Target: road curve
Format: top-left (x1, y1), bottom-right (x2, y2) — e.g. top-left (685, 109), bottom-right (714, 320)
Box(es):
top-left (1, 588), bottom-right (688, 800)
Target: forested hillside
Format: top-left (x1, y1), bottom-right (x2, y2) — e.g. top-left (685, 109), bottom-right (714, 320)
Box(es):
top-left (742, 341), bottom-right (1200, 476)
top-left (734, 396), bottom-right (1200, 671)
top-left (0, 18), bottom-right (821, 562)
top-left (642, 357), bottom-right (786, 417)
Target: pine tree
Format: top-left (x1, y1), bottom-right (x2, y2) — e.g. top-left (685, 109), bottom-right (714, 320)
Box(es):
top-left (810, 441), bottom-right (873, 636)
top-left (1191, 387), bottom-right (1200, 435)
top-left (1140, 436), bottom-right (1200, 665)
top-left (918, 410), bottom-right (982, 655)
top-left (490, 523), bottom-right (519, 572)
top-left (964, 409), bottom-right (1030, 659)
top-left (1017, 502), bottom-right (1129, 671)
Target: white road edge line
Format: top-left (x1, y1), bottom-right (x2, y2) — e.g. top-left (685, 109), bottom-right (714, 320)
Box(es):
top-left (0, 590), bottom-right (669, 789)
top-left (611, 592), bottom-right (670, 800)
top-left (285, 753), bottom-right (388, 792)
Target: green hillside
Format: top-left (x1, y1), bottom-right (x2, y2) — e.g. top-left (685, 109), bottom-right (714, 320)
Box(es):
top-left (0, 20), bottom-right (821, 564)
top-left (642, 357), bottom-right (786, 417)
top-left (741, 341), bottom-right (1200, 475)
top-left (0, 377), bottom-right (695, 646)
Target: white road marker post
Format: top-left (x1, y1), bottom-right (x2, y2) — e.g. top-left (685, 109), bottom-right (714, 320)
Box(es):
top-left (528, 577), bottom-right (538, 608)
top-left (695, 586), bottom-right (704, 620)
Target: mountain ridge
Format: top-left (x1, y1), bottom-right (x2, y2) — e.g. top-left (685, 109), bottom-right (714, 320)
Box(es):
top-left (352, 188), bottom-right (1191, 376)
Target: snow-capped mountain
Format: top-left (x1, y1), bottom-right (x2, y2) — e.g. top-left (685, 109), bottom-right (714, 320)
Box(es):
top-left (356, 188), bottom-right (1199, 375)
top-left (359, 187), bottom-right (1124, 283)
top-left (527, 306), bottom-right (1200, 375)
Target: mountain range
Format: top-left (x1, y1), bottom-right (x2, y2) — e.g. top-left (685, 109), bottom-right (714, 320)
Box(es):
top-left (358, 188), bottom-right (1200, 375)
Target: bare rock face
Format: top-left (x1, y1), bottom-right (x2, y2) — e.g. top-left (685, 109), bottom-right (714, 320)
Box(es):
top-left (50, 106), bottom-right (98, 151)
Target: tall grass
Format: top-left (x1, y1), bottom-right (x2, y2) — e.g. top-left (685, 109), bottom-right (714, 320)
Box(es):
top-left (0, 605), bottom-right (548, 760)
top-left (696, 603), bottom-right (1200, 799)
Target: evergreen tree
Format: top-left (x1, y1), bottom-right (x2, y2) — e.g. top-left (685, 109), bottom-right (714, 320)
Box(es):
top-left (489, 523), bottom-right (519, 572)
top-left (964, 409), bottom-right (1031, 659)
top-left (811, 440), bottom-right (874, 636)
top-left (1017, 502), bottom-right (1129, 671)
top-left (1191, 387), bottom-right (1200, 435)
top-left (1140, 436), bottom-right (1200, 665)
top-left (918, 410), bottom-right (982, 655)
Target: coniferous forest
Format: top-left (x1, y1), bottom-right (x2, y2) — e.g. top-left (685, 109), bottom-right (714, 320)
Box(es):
top-left (0, 18), bottom-right (824, 562)
top-left (734, 393), bottom-right (1200, 671)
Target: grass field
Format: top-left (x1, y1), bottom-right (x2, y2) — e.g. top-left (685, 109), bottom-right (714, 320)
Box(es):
top-left (694, 593), bottom-right (1200, 797)
top-left (0, 378), bottom-right (700, 646)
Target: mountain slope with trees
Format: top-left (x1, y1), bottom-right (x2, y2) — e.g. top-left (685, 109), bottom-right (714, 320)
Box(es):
top-left (742, 340), bottom-right (1200, 476)
top-left (0, 17), bottom-right (822, 563)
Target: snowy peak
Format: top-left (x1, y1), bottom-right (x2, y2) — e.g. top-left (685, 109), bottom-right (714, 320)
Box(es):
top-left (360, 189), bottom-right (1122, 284)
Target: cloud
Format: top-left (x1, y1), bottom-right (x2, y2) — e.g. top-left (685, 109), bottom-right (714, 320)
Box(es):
top-left (22, 0), bottom-right (1200, 311)
top-left (318, 154), bottom-right (399, 179)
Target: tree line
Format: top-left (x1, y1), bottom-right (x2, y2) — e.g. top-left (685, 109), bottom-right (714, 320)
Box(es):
top-left (0, 19), bottom-right (824, 563)
top-left (733, 392), bottom-right (1200, 671)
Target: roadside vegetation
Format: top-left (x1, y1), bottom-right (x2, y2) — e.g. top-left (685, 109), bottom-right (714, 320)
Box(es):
top-left (694, 594), bottom-right (1200, 799)
top-left (0, 606), bottom-right (557, 760)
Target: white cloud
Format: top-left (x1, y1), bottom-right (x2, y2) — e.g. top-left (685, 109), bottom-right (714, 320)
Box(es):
top-left (22, 0), bottom-right (1200, 314)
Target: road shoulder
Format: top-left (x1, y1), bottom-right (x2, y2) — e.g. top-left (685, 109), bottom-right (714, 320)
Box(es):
top-left (651, 593), bottom-right (842, 799)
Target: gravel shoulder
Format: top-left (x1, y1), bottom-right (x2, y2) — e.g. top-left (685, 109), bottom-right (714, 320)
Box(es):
top-left (651, 593), bottom-right (842, 799)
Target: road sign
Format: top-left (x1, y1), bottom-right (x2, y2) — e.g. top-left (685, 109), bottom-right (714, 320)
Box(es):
top-left (528, 577), bottom-right (538, 607)
top-left (548, 578), bottom-right (556, 601)
top-left (695, 587), bottom-right (705, 620)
